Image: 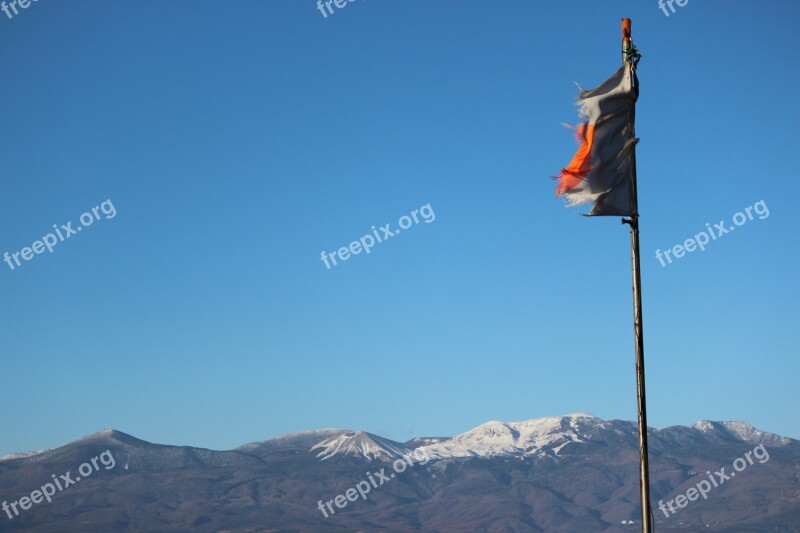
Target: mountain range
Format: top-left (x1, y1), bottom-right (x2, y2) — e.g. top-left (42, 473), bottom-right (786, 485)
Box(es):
top-left (1, 413), bottom-right (798, 532)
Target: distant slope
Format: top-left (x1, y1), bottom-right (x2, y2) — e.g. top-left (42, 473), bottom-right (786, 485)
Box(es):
top-left (1, 415), bottom-right (797, 532)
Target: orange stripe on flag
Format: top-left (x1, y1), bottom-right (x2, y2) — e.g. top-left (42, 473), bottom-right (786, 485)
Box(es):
top-left (555, 123), bottom-right (594, 196)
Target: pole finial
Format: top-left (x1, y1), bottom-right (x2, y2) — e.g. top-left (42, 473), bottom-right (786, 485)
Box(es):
top-left (621, 18), bottom-right (633, 65)
top-left (622, 18), bottom-right (632, 40)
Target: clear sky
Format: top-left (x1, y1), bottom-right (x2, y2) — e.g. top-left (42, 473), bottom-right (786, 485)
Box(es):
top-left (1, 1), bottom-right (798, 456)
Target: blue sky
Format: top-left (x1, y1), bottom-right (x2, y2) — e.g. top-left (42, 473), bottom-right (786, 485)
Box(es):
top-left (1, 0), bottom-right (798, 456)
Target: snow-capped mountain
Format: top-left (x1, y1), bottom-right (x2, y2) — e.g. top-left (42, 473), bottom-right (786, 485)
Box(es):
top-left (1, 415), bottom-right (797, 532)
top-left (235, 428), bottom-right (341, 453)
top-left (691, 420), bottom-right (792, 446)
top-left (309, 430), bottom-right (412, 461)
top-left (417, 412), bottom-right (610, 459)
top-left (405, 437), bottom-right (448, 449)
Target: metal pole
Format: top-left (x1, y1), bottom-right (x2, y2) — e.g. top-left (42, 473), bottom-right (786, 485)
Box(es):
top-left (622, 18), bottom-right (652, 533)
top-left (630, 216), bottom-right (652, 533)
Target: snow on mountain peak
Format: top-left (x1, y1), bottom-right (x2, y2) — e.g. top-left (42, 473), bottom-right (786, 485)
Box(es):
top-left (310, 430), bottom-right (412, 462)
top-left (692, 420), bottom-right (791, 445)
top-left (418, 414), bottom-right (605, 460)
top-left (235, 429), bottom-right (342, 452)
top-left (565, 412), bottom-right (597, 419)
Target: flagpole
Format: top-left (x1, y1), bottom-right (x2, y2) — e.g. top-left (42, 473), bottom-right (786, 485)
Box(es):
top-left (621, 18), bottom-right (653, 533)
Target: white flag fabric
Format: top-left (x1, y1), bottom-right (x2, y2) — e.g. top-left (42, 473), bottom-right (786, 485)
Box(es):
top-left (555, 62), bottom-right (639, 216)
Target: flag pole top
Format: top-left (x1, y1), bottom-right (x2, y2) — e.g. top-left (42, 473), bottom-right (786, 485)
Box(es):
top-left (621, 18), bottom-right (639, 66)
top-left (622, 18), bottom-right (632, 40)
top-left (622, 18), bottom-right (632, 64)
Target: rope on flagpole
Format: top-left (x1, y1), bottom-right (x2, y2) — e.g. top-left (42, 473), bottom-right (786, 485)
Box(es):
top-left (624, 44), bottom-right (642, 68)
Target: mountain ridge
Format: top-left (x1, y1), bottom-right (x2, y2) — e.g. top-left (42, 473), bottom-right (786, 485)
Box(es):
top-left (1, 414), bottom-right (798, 532)
top-left (2, 414), bottom-right (793, 466)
